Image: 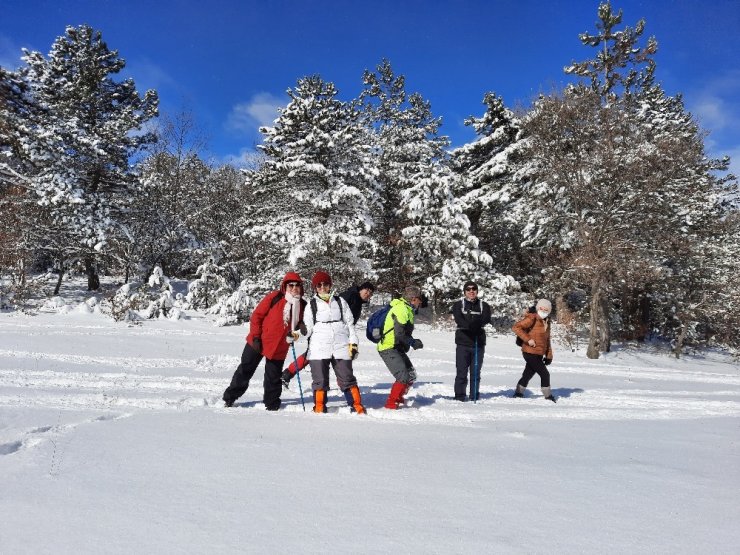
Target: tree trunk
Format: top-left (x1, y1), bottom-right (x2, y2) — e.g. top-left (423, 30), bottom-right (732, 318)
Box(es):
top-left (53, 267), bottom-right (64, 296)
top-left (85, 256), bottom-right (100, 291)
top-left (599, 293), bottom-right (611, 353)
top-left (638, 294), bottom-right (650, 342)
top-left (586, 283), bottom-right (601, 359)
top-left (18, 257), bottom-right (27, 289)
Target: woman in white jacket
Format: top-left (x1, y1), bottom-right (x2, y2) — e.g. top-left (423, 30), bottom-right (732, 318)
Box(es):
top-left (304, 270), bottom-right (365, 414)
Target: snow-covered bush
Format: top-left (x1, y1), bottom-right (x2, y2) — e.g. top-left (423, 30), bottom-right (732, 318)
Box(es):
top-left (186, 261), bottom-right (232, 310)
top-left (101, 266), bottom-right (182, 322)
top-left (208, 279), bottom-right (255, 326)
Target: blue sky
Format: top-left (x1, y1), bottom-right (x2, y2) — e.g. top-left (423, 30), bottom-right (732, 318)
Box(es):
top-left (2, 0), bottom-right (739, 174)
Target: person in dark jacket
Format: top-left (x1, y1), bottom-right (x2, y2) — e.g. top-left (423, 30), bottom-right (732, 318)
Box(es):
top-left (451, 281), bottom-right (492, 401)
top-left (222, 272), bottom-right (307, 410)
top-left (339, 281), bottom-right (375, 325)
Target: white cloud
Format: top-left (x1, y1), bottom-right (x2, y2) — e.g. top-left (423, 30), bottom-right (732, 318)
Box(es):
top-left (686, 70), bottom-right (740, 132)
top-left (684, 70), bottom-right (740, 179)
top-left (0, 34), bottom-right (25, 69)
top-left (122, 58), bottom-right (177, 94)
top-left (693, 96), bottom-right (727, 131)
top-left (225, 92), bottom-right (286, 135)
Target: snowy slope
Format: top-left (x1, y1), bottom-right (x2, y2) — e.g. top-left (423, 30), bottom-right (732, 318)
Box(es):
top-left (1, 309), bottom-right (739, 554)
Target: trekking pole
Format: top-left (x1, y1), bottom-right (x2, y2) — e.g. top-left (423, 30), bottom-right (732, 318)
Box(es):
top-left (290, 342), bottom-right (306, 412)
top-left (473, 337), bottom-right (479, 404)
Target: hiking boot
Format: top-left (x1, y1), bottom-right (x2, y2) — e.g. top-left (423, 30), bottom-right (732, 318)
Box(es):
top-left (542, 387), bottom-right (557, 403)
top-left (513, 384), bottom-right (526, 398)
top-left (344, 385), bottom-right (366, 414)
top-left (280, 370), bottom-right (293, 389)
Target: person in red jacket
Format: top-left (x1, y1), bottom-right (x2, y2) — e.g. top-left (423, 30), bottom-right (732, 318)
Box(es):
top-left (222, 272), bottom-right (307, 410)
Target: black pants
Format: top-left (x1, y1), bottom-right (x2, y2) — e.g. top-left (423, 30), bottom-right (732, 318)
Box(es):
top-left (455, 344), bottom-right (485, 400)
top-left (223, 343), bottom-right (285, 410)
top-left (517, 352), bottom-right (550, 388)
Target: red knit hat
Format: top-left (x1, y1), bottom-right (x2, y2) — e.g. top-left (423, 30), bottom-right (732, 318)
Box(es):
top-left (281, 271), bottom-right (303, 293)
top-left (311, 270), bottom-right (332, 289)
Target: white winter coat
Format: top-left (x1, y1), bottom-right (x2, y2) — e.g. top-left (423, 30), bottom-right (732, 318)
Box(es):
top-left (304, 295), bottom-right (358, 360)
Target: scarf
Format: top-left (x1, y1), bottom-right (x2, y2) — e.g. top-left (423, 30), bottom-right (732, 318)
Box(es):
top-left (283, 291), bottom-right (300, 330)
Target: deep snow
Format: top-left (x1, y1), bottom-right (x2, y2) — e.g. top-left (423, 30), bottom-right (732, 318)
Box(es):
top-left (1, 305), bottom-right (739, 554)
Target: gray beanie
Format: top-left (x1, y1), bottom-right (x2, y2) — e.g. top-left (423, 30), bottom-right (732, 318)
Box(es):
top-left (404, 285), bottom-right (422, 301)
top-left (537, 299), bottom-right (552, 311)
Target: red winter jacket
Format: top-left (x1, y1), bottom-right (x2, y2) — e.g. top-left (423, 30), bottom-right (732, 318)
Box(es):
top-left (246, 272), bottom-right (306, 361)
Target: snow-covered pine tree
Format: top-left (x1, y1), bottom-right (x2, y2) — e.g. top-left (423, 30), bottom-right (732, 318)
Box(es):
top-left (361, 60), bottom-right (518, 312)
top-left (246, 75), bottom-right (380, 290)
top-left (627, 86), bottom-right (738, 356)
top-left (0, 65), bottom-right (46, 291)
top-left (451, 92), bottom-right (531, 284)
top-left (17, 25), bottom-right (158, 291)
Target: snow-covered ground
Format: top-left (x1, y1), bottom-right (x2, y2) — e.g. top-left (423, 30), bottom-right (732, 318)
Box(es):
top-left (1, 306), bottom-right (739, 553)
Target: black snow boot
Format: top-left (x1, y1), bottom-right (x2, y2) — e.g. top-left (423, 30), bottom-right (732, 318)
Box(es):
top-left (542, 387), bottom-right (557, 403)
top-left (281, 370), bottom-right (293, 389)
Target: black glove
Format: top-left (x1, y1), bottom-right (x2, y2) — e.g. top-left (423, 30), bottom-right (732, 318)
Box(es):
top-left (250, 337), bottom-right (263, 354)
top-left (411, 338), bottom-right (423, 350)
top-left (544, 357), bottom-right (552, 366)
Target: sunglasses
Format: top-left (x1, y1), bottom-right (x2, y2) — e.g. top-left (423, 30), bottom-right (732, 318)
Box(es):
top-left (285, 282), bottom-right (301, 288)
top-left (315, 282), bottom-right (331, 288)
top-left (465, 287), bottom-right (478, 292)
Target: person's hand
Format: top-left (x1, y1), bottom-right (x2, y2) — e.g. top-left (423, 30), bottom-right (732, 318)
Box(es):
top-left (250, 337), bottom-right (263, 354)
top-left (286, 331), bottom-right (299, 344)
top-left (349, 344), bottom-right (359, 360)
top-left (528, 339), bottom-right (536, 347)
top-left (544, 358), bottom-right (552, 366)
top-left (411, 338), bottom-right (423, 350)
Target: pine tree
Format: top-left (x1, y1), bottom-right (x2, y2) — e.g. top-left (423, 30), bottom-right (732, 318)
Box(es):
top-left (247, 75), bottom-right (380, 290)
top-left (362, 61), bottom-right (518, 312)
top-left (0, 65), bottom-right (45, 291)
top-left (17, 25), bottom-right (158, 291)
top-left (452, 92), bottom-right (531, 284)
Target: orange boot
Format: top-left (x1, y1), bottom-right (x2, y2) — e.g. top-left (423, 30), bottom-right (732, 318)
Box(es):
top-left (384, 381), bottom-right (407, 409)
top-left (313, 389), bottom-right (327, 413)
top-left (343, 385), bottom-right (366, 414)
